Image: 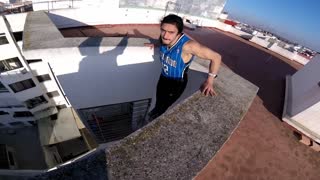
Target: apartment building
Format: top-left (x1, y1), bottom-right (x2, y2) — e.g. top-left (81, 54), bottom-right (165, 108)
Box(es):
top-left (0, 15), bottom-right (70, 128)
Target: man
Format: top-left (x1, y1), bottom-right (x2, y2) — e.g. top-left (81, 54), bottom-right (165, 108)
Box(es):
top-left (148, 14), bottom-right (222, 120)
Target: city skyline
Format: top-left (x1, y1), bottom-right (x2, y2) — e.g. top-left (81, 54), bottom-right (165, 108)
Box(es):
top-left (224, 0), bottom-right (320, 52)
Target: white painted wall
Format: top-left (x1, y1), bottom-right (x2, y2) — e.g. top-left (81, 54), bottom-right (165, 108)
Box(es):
top-left (268, 43), bottom-right (294, 58)
top-left (212, 20), bottom-right (232, 31)
top-left (5, 13), bottom-right (27, 32)
top-left (250, 36), bottom-right (270, 48)
top-left (228, 27), bottom-right (252, 37)
top-left (292, 52), bottom-right (309, 65)
top-left (290, 55), bottom-right (320, 116)
top-left (23, 43), bottom-right (161, 110)
top-left (293, 101), bottom-right (320, 136)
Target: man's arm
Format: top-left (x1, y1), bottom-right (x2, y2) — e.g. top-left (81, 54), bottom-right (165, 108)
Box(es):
top-left (144, 37), bottom-right (161, 49)
top-left (183, 40), bottom-right (222, 96)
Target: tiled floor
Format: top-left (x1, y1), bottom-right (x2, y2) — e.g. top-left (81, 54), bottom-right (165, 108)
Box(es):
top-left (60, 25), bottom-right (320, 180)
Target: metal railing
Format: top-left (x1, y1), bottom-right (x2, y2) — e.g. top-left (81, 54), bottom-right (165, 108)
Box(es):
top-left (31, 0), bottom-right (82, 11)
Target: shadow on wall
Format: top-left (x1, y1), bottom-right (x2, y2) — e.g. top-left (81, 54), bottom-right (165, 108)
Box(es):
top-left (47, 13), bottom-right (209, 131)
top-left (46, 13), bottom-right (159, 109)
top-left (185, 28), bottom-right (299, 118)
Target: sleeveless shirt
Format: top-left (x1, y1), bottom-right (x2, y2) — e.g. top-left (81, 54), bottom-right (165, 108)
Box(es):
top-left (160, 34), bottom-right (194, 79)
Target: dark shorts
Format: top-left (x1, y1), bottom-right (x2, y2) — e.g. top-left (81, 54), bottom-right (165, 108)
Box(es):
top-left (149, 74), bottom-right (188, 119)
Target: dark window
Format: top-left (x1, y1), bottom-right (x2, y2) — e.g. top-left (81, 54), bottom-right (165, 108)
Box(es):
top-left (56, 104), bottom-right (67, 110)
top-left (0, 57), bottom-right (23, 73)
top-left (0, 81), bottom-right (9, 93)
top-left (9, 79), bottom-right (36, 93)
top-left (50, 114), bottom-right (58, 120)
top-left (0, 34), bottom-right (9, 45)
top-left (47, 91), bottom-right (60, 98)
top-left (0, 111), bottom-right (9, 115)
top-left (36, 74), bottom-right (51, 82)
top-left (25, 95), bottom-right (48, 109)
top-left (13, 111), bottom-right (33, 117)
top-left (13, 32), bottom-right (23, 42)
top-left (7, 151), bottom-right (15, 166)
top-left (12, 105), bottom-right (24, 108)
top-left (9, 121), bottom-right (24, 126)
top-left (0, 106), bottom-right (11, 108)
top-left (26, 59), bottom-right (42, 64)
top-left (28, 121), bottom-right (37, 126)
top-left (53, 154), bottom-right (59, 163)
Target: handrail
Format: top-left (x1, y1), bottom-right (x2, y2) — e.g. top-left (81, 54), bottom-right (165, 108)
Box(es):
top-left (31, 0), bottom-right (82, 11)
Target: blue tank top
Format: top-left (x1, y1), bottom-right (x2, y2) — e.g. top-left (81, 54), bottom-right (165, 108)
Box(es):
top-left (160, 34), bottom-right (194, 79)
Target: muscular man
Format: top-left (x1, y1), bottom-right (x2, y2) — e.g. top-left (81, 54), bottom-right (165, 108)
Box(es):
top-left (148, 14), bottom-right (222, 120)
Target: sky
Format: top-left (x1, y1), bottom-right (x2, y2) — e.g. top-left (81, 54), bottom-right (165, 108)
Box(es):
top-left (224, 0), bottom-right (320, 52)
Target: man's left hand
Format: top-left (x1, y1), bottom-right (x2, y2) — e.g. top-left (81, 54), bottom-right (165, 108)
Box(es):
top-left (200, 79), bottom-right (217, 96)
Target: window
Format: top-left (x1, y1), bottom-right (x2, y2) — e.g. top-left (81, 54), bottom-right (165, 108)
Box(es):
top-left (28, 121), bottom-right (37, 126)
top-left (9, 79), bottom-right (36, 93)
top-left (0, 81), bottom-right (9, 93)
top-left (9, 121), bottom-right (24, 126)
top-left (0, 57), bottom-right (23, 73)
top-left (57, 104), bottom-right (67, 110)
top-left (13, 32), bottom-right (23, 42)
top-left (27, 59), bottom-right (42, 64)
top-left (13, 111), bottom-right (33, 117)
top-left (36, 74), bottom-right (51, 82)
top-left (8, 151), bottom-right (15, 166)
top-left (25, 95), bottom-right (48, 109)
top-left (47, 91), bottom-right (60, 98)
top-left (12, 105), bottom-right (24, 108)
top-left (50, 114), bottom-right (58, 120)
top-left (0, 111), bottom-right (9, 115)
top-left (0, 33), bottom-right (9, 45)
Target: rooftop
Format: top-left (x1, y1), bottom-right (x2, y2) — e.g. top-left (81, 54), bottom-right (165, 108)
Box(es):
top-left (60, 22), bottom-right (320, 180)
top-left (3, 10), bottom-right (320, 179)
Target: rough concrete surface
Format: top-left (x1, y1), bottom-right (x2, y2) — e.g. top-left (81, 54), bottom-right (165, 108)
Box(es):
top-left (13, 19), bottom-right (320, 180)
top-left (105, 62), bottom-right (258, 179)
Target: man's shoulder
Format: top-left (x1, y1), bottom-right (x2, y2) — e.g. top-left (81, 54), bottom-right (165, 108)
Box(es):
top-left (183, 39), bottom-right (199, 52)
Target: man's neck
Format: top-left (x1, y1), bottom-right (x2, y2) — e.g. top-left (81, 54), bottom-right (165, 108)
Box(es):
top-left (168, 33), bottom-right (182, 48)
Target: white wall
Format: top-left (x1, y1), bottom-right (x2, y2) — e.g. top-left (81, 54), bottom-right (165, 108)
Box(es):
top-left (292, 52), bottom-right (309, 65)
top-left (23, 43), bottom-right (161, 110)
top-left (250, 36), bottom-right (270, 48)
top-left (290, 55), bottom-right (320, 116)
top-left (292, 101), bottom-right (320, 136)
top-left (212, 20), bottom-right (232, 31)
top-left (268, 43), bottom-right (294, 58)
top-left (228, 27), bottom-right (252, 37)
top-left (5, 13), bottom-right (27, 32)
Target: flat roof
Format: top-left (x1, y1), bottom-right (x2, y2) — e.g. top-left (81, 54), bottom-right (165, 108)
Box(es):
top-left (21, 10), bottom-right (320, 180)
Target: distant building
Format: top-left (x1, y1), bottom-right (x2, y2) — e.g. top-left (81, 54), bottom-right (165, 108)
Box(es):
top-left (283, 55), bottom-right (320, 145)
top-left (0, 2), bottom-right (6, 12)
top-left (219, 12), bottom-right (228, 20)
top-left (224, 19), bottom-right (237, 26)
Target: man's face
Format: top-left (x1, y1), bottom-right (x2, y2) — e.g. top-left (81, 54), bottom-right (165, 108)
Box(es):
top-left (160, 23), bottom-right (180, 46)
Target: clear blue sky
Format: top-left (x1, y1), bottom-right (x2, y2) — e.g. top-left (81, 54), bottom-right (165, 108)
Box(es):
top-left (224, 0), bottom-right (320, 52)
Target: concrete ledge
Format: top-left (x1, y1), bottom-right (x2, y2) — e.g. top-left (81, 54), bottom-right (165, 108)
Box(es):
top-left (105, 62), bottom-right (259, 179)
top-left (23, 11), bottom-right (153, 51)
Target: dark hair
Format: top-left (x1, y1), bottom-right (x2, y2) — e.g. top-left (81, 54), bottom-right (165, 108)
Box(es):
top-left (161, 14), bottom-right (184, 34)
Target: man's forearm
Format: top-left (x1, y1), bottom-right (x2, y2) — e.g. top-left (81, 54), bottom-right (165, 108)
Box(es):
top-left (207, 55), bottom-right (221, 81)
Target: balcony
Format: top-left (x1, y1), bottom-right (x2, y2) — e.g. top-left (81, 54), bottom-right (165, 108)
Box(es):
top-left (33, 106), bottom-right (58, 120)
top-left (28, 61), bottom-right (50, 76)
top-left (0, 66), bottom-right (33, 85)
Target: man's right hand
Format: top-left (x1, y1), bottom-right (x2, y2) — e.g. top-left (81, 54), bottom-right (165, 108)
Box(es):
top-left (200, 78), bottom-right (217, 96)
top-left (144, 43), bottom-right (155, 49)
